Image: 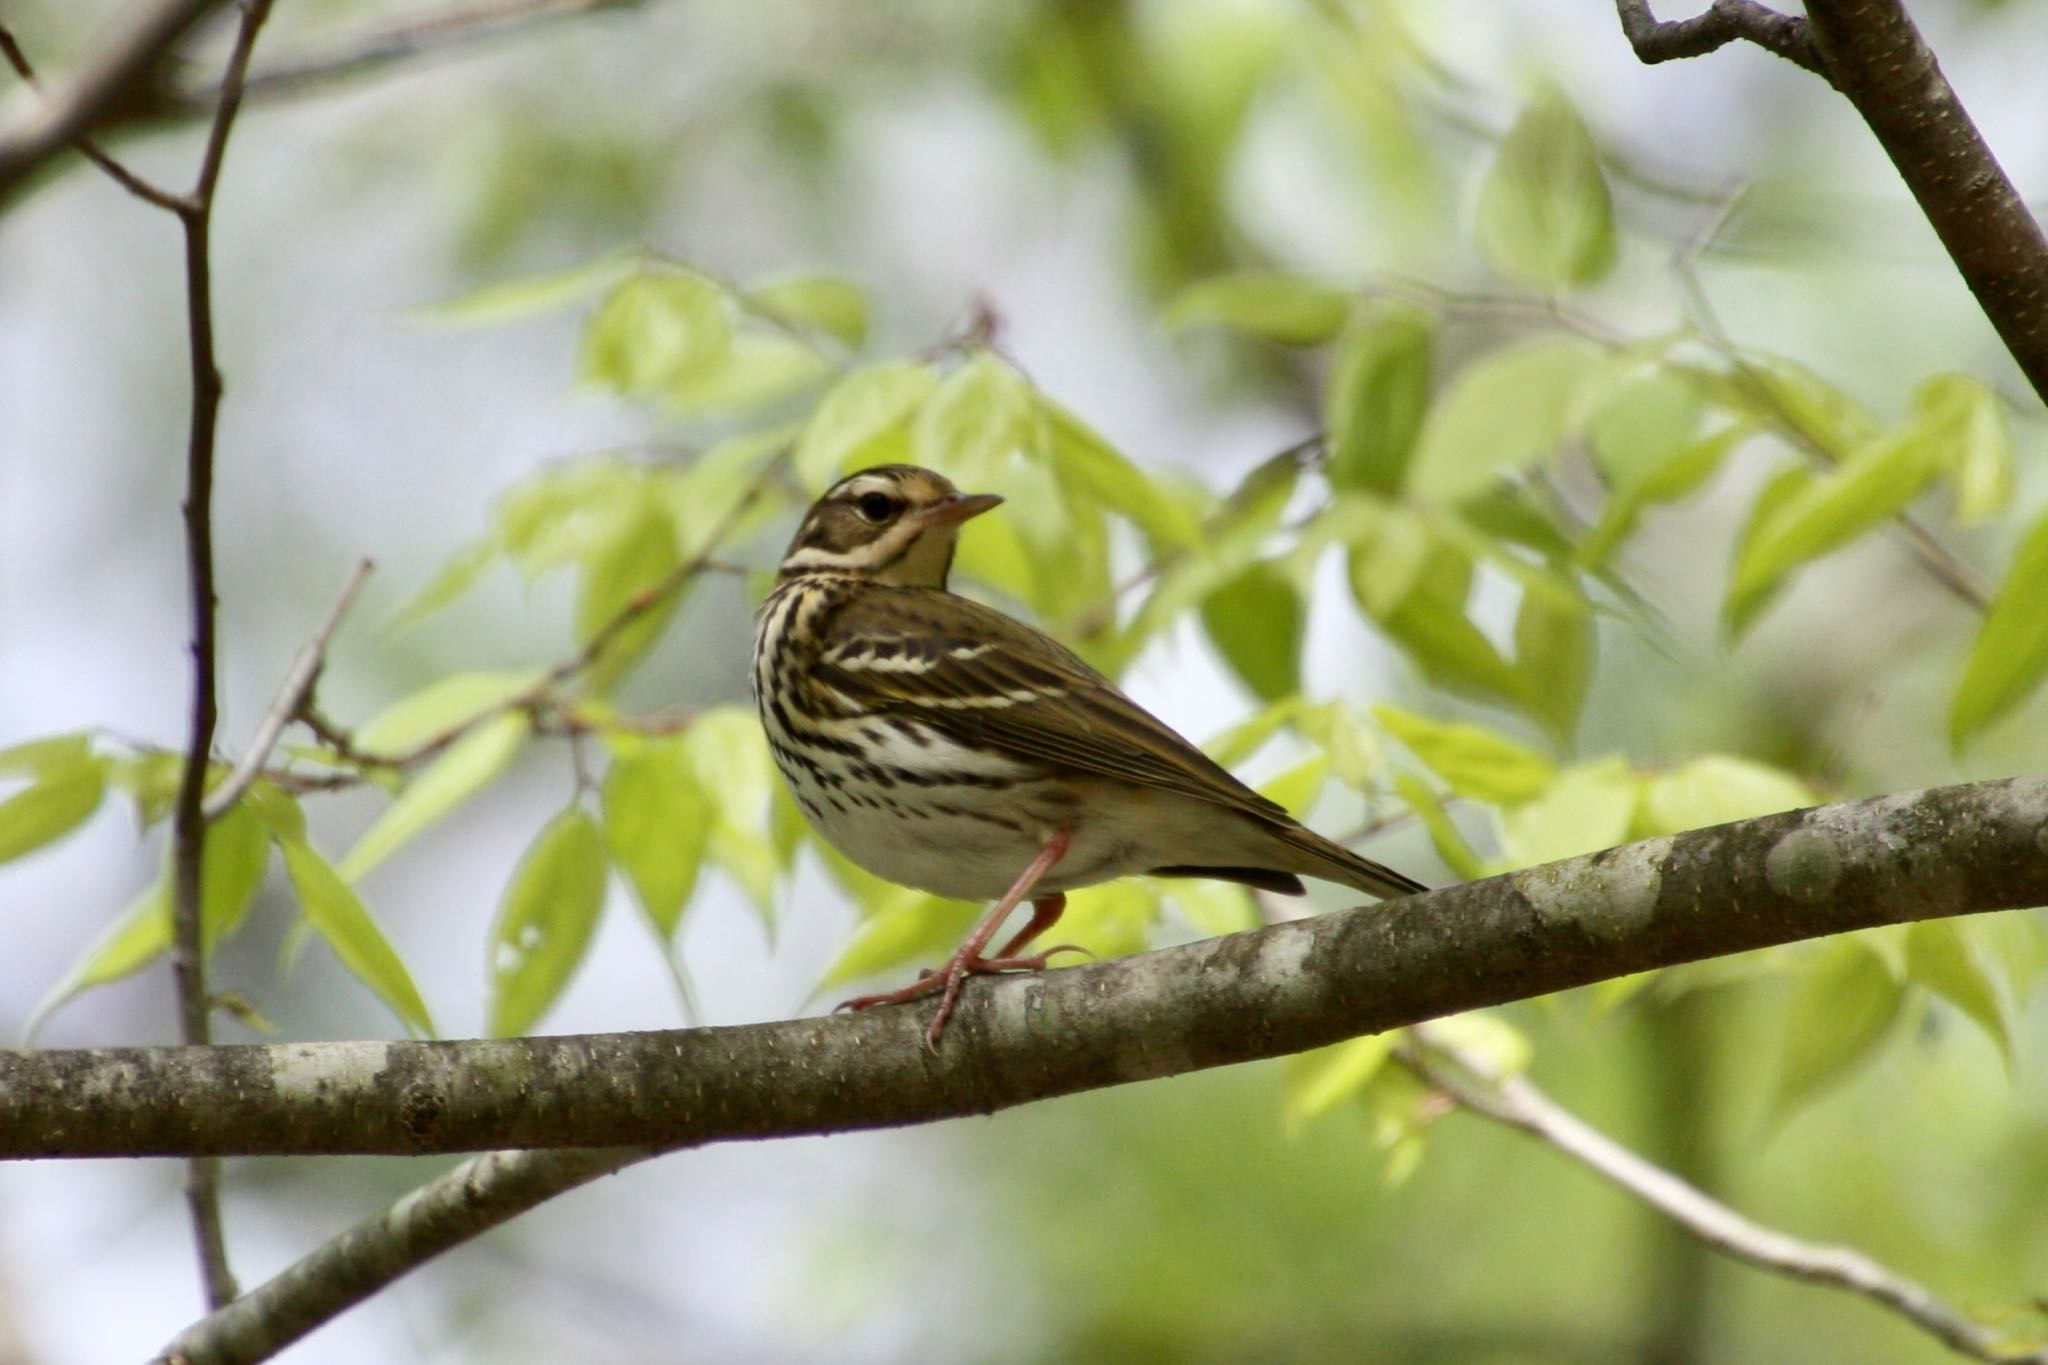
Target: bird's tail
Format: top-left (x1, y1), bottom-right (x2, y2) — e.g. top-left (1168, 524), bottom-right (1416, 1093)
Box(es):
top-left (1276, 824), bottom-right (1429, 900)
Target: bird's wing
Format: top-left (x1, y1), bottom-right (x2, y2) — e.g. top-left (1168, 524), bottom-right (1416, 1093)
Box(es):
top-left (813, 586), bottom-right (1293, 823)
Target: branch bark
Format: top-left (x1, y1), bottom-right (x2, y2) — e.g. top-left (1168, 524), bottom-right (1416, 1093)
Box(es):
top-left (1617, 0), bottom-right (2048, 409)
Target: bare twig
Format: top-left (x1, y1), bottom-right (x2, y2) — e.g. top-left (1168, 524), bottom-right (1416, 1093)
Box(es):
top-left (1406, 1030), bottom-right (2048, 1365)
top-left (201, 558), bottom-right (373, 821)
top-left (0, 25), bottom-right (187, 210)
top-left (1614, 0), bottom-right (1825, 79)
top-left (0, 0), bottom-right (231, 203)
top-left (164, 0), bottom-right (276, 1312)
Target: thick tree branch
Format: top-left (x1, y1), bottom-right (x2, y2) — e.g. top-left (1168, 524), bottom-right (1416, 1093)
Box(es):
top-left (1618, 0), bottom-right (2048, 409)
top-left (129, 773), bottom-right (2048, 1364)
top-left (1407, 1032), bottom-right (2048, 1365)
top-left (0, 0), bottom-right (230, 203)
top-left (1615, 0), bottom-right (1824, 77)
top-left (4, 775), bottom-right (2044, 1161)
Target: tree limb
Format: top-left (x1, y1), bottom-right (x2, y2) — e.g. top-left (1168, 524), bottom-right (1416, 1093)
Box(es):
top-left (1617, 0), bottom-right (2048, 409)
top-left (0, 0), bottom-right (230, 203)
top-left (1406, 1030), bottom-right (2048, 1365)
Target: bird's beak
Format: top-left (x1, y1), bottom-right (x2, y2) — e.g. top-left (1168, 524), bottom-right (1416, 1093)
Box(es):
top-left (919, 492), bottom-right (1003, 527)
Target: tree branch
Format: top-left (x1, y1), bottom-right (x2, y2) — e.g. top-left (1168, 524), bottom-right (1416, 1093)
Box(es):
top-left (1614, 0), bottom-right (1825, 77)
top-left (1406, 1031), bottom-right (2048, 1365)
top-left (1618, 0), bottom-right (2048, 409)
top-left (108, 772), bottom-right (2048, 1363)
top-left (164, 0), bottom-right (275, 1311)
top-left (0, 0), bottom-right (231, 204)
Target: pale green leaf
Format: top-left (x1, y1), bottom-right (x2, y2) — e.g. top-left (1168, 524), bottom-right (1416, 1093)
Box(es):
top-left (354, 671), bottom-right (540, 759)
top-left (1201, 697), bottom-right (1303, 769)
top-left (0, 755), bottom-right (105, 865)
top-left (1501, 755), bottom-right (1638, 868)
top-left (200, 803), bottom-right (272, 951)
top-left (1727, 426), bottom-right (1944, 631)
top-left (497, 459), bottom-right (643, 581)
top-left (1373, 705), bottom-right (1554, 805)
top-left (1259, 756), bottom-right (1329, 819)
top-left (1043, 400), bottom-right (1203, 549)
top-left (1348, 517), bottom-right (1524, 707)
top-left (1637, 756), bottom-right (1815, 837)
top-left (1475, 87), bottom-right (1617, 289)
top-left (1721, 465), bottom-right (1814, 639)
top-left (489, 808), bottom-right (609, 1037)
top-left (1325, 300), bottom-right (1434, 495)
top-left (951, 501), bottom-right (1038, 603)
top-left (1953, 508), bottom-right (2048, 747)
top-left (1588, 368), bottom-right (1703, 495)
top-left (339, 712), bottom-right (530, 881)
top-left (1905, 919), bottom-right (2012, 1063)
top-left (1772, 938), bottom-right (1903, 1119)
top-left (1285, 1033), bottom-right (1396, 1132)
top-left (0, 733), bottom-right (90, 776)
top-left (1392, 771), bottom-right (1484, 882)
top-left (1513, 588), bottom-right (1594, 742)
top-left (25, 882), bottom-right (170, 1038)
top-left (1407, 335), bottom-right (1605, 506)
top-left (1165, 272), bottom-right (1348, 346)
top-left (748, 275), bottom-right (871, 349)
top-left (664, 332), bottom-right (833, 417)
top-left (581, 269), bottom-right (732, 395)
top-left (912, 353), bottom-right (1035, 484)
top-left (817, 895), bottom-right (977, 990)
top-left (1296, 703), bottom-right (1382, 792)
top-left (1579, 425), bottom-right (1744, 568)
top-left (794, 361), bottom-right (938, 493)
top-left (282, 837), bottom-right (434, 1036)
top-left (415, 251), bottom-right (635, 326)
top-left (1162, 878), bottom-right (1258, 936)
top-left (391, 533), bottom-right (502, 631)
top-left (1733, 354), bottom-right (1882, 456)
top-left (576, 506), bottom-right (682, 693)
top-left (659, 424), bottom-right (798, 560)
top-left (602, 740), bottom-right (711, 937)
top-left (1054, 880), bottom-right (1161, 960)
top-left (1426, 1011), bottom-right (1532, 1076)
top-left (1913, 374), bottom-right (2014, 523)
top-left (1200, 561), bottom-right (1302, 703)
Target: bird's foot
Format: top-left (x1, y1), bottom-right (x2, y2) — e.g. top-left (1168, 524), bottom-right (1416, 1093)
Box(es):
top-left (835, 943), bottom-right (1093, 1051)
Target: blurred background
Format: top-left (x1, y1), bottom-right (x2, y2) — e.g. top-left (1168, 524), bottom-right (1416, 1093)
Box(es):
top-left (4, 0), bottom-right (2048, 1361)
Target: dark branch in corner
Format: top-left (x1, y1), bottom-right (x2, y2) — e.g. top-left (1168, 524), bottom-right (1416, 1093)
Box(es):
top-left (1615, 0), bottom-right (1825, 78)
top-left (1616, 0), bottom-right (2048, 409)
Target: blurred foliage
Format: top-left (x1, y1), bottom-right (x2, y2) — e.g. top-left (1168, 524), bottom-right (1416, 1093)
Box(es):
top-left (11, 0), bottom-right (2048, 1359)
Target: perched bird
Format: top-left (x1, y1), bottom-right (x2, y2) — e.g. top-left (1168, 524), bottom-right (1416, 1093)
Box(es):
top-left (752, 464), bottom-right (1426, 1048)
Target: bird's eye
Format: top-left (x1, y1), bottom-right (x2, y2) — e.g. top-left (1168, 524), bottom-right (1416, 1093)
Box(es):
top-left (854, 491), bottom-right (899, 523)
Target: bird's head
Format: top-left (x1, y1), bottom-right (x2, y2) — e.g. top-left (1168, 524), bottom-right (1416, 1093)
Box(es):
top-left (776, 465), bottom-right (1002, 588)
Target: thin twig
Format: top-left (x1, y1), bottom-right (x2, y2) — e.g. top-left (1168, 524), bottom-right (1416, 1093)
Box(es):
top-left (164, 0), bottom-right (276, 1313)
top-left (1405, 1030), bottom-right (2048, 1365)
top-left (0, 25), bottom-right (188, 210)
top-left (0, 0), bottom-right (231, 203)
top-left (201, 558), bottom-right (374, 821)
top-left (1613, 0), bottom-right (1826, 79)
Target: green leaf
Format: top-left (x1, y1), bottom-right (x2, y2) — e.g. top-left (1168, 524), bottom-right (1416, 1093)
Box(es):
top-left (1636, 756), bottom-right (1815, 836)
top-left (1513, 588), bottom-right (1594, 741)
top-left (1392, 771), bottom-right (1484, 882)
top-left (391, 533), bottom-right (502, 631)
top-left (1325, 300), bottom-right (1435, 495)
top-left (1727, 426), bottom-right (1945, 633)
top-left (1296, 703), bottom-right (1383, 791)
top-left (1164, 272), bottom-right (1348, 346)
top-left (1588, 367), bottom-right (1703, 495)
top-left (602, 740), bottom-right (711, 937)
top-left (25, 882), bottom-right (171, 1038)
top-left (0, 754), bottom-right (105, 865)
top-left (581, 269), bottom-right (732, 396)
top-left (1905, 920), bottom-right (2012, 1063)
top-left (281, 837), bottom-right (435, 1037)
top-left (794, 361), bottom-right (938, 493)
top-left (664, 332), bottom-right (833, 417)
top-left (0, 733), bottom-right (90, 776)
top-left (1500, 756), bottom-right (1639, 868)
top-left (659, 424), bottom-right (797, 560)
top-left (416, 251), bottom-right (635, 326)
top-left (1732, 353), bottom-right (1881, 456)
top-left (200, 803), bottom-right (272, 951)
top-left (354, 670), bottom-right (540, 758)
top-left (1407, 335), bottom-right (1604, 506)
top-left (1043, 400), bottom-right (1203, 548)
top-left (497, 459), bottom-right (644, 583)
top-left (684, 707), bottom-right (782, 924)
top-left (1349, 519), bottom-right (1524, 707)
top-left (1162, 878), bottom-right (1258, 936)
top-left (339, 712), bottom-right (531, 881)
top-left (747, 275), bottom-right (871, 349)
top-left (1373, 705), bottom-right (1554, 804)
top-left (1475, 87), bottom-right (1617, 289)
top-left (1055, 880), bottom-right (1161, 960)
top-left (489, 808), bottom-right (609, 1037)
top-left (1913, 374), bottom-right (2013, 523)
top-left (1720, 465), bottom-right (1813, 639)
top-left (576, 506), bottom-right (682, 693)
top-left (1259, 756), bottom-right (1329, 819)
top-left (1579, 425), bottom-right (1743, 568)
top-left (817, 895), bottom-right (977, 990)
top-left (912, 353), bottom-right (1035, 484)
top-left (1199, 561), bottom-right (1301, 703)
top-left (1202, 697), bottom-right (1303, 769)
top-left (1285, 1032), bottom-right (1397, 1132)
top-left (1772, 938), bottom-right (1904, 1119)
top-left (1953, 508), bottom-right (2048, 746)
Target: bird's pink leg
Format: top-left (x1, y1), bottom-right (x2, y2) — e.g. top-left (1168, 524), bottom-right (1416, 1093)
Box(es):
top-left (838, 827), bottom-right (1080, 1049)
